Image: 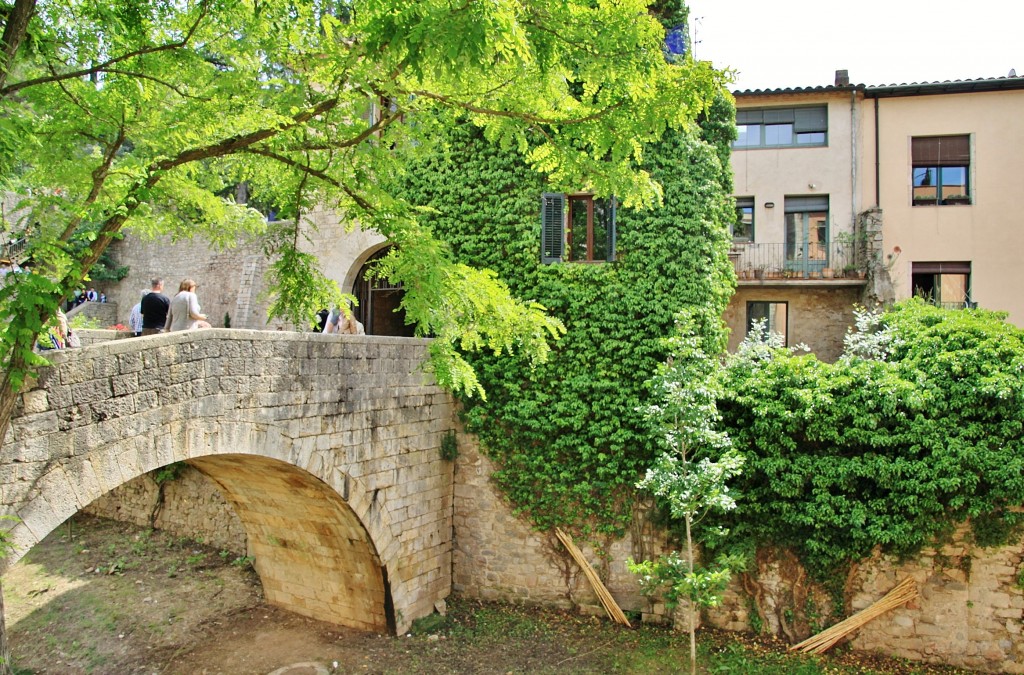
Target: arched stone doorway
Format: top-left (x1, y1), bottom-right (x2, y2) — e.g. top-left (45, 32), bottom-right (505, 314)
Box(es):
top-left (352, 246), bottom-right (416, 337)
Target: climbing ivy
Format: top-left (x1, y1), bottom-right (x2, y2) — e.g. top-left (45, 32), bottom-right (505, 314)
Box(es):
top-left (396, 93), bottom-right (738, 536)
top-left (705, 300), bottom-right (1024, 580)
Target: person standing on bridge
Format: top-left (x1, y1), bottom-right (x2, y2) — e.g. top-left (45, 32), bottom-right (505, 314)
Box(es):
top-left (165, 278), bottom-right (211, 331)
top-left (140, 278), bottom-right (170, 336)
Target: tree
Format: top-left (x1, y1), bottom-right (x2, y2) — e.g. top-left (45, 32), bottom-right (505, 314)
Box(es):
top-left (628, 309), bottom-right (744, 675)
top-left (0, 0), bottom-right (726, 668)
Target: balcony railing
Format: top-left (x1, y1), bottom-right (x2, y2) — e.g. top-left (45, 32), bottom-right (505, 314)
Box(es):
top-left (729, 241), bottom-right (867, 281)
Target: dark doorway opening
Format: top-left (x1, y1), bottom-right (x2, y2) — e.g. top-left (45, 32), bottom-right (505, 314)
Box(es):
top-left (353, 247), bottom-right (416, 337)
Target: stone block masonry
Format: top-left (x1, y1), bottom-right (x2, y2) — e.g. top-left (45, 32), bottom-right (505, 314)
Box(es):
top-left (2, 329), bottom-right (456, 635)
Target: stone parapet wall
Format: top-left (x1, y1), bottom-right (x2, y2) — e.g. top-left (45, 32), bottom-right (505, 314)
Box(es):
top-left (84, 465), bottom-right (246, 554)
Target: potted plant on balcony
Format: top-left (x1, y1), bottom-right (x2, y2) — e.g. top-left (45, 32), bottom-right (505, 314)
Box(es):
top-left (942, 194), bottom-right (971, 205)
top-left (842, 263), bottom-right (858, 279)
top-left (822, 267), bottom-right (835, 279)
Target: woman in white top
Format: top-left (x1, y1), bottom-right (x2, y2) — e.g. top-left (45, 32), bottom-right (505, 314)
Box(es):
top-left (164, 279), bottom-right (211, 332)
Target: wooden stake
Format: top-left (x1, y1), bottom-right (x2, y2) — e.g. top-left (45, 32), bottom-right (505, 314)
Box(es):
top-left (554, 528), bottom-right (632, 627)
top-left (789, 577), bottom-right (918, 654)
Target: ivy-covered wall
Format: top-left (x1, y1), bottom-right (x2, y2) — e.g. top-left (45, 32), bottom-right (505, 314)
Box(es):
top-left (398, 94), bottom-right (737, 536)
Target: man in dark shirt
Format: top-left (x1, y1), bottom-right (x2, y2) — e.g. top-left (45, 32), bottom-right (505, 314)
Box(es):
top-left (140, 278), bottom-right (170, 335)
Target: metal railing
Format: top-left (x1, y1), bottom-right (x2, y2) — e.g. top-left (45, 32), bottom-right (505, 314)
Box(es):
top-left (2, 236), bottom-right (26, 262)
top-left (729, 241), bottom-right (866, 280)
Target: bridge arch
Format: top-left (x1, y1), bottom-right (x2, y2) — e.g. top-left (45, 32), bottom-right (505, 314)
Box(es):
top-left (2, 330), bottom-right (454, 634)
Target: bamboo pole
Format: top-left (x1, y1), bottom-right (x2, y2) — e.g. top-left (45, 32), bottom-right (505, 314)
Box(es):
top-left (554, 527), bottom-right (632, 627)
top-left (789, 577), bottom-right (918, 654)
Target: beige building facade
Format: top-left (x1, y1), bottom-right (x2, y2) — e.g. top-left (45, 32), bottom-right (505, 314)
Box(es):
top-left (727, 71), bottom-right (1024, 359)
top-left (870, 79), bottom-right (1024, 325)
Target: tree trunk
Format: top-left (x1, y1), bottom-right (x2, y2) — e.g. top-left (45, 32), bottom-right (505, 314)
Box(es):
top-left (685, 515), bottom-right (696, 675)
top-left (0, 581), bottom-right (9, 675)
top-left (0, 353), bottom-right (32, 675)
top-left (0, 0), bottom-right (37, 93)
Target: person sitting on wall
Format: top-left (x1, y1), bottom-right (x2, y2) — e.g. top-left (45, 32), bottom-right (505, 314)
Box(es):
top-left (128, 290), bottom-right (149, 337)
top-left (165, 278), bottom-right (211, 331)
top-left (323, 303), bottom-right (365, 335)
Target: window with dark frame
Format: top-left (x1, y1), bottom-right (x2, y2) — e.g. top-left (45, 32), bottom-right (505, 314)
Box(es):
top-left (746, 301), bottom-right (788, 344)
top-left (911, 135), bottom-right (970, 206)
top-left (733, 197), bottom-right (754, 242)
top-left (734, 106), bottom-right (827, 149)
top-left (911, 261), bottom-right (972, 309)
top-left (541, 193), bottom-right (616, 263)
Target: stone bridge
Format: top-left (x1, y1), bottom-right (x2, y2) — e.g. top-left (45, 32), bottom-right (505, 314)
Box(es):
top-left (1, 330), bottom-right (456, 634)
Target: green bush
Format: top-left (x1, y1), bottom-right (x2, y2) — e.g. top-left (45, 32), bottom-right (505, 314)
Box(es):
top-left (708, 300), bottom-right (1024, 579)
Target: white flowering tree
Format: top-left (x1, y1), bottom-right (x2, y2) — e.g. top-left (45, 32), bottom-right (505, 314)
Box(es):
top-left (628, 309), bottom-right (743, 675)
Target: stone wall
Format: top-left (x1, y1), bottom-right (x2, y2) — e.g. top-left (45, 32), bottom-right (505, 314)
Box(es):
top-left (62, 363), bottom-right (1024, 670)
top-left (452, 431), bottom-right (674, 621)
top-left (723, 284), bottom-right (863, 361)
top-left (84, 465), bottom-right (246, 554)
top-left (103, 210), bottom-right (385, 330)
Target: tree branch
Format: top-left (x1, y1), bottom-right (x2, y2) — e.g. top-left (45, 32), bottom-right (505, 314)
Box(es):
top-left (407, 88), bottom-right (625, 126)
top-left (0, 1), bottom-right (210, 97)
top-left (0, 0), bottom-right (36, 93)
top-left (151, 96), bottom-right (340, 173)
top-left (241, 147), bottom-right (375, 214)
top-left (58, 124), bottom-right (126, 242)
top-left (103, 68), bottom-right (209, 100)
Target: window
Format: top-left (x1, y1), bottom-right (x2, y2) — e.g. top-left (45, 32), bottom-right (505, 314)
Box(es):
top-left (734, 106), bottom-right (827, 149)
top-left (911, 261), bottom-right (972, 309)
top-left (541, 193), bottom-right (616, 263)
top-left (912, 135), bottom-right (970, 205)
top-left (733, 197), bottom-right (754, 242)
top-left (747, 301), bottom-right (788, 344)
top-left (784, 196), bottom-right (829, 274)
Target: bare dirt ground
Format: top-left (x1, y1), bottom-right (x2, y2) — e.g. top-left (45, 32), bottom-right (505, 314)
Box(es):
top-left (5, 514), bottom-right (971, 675)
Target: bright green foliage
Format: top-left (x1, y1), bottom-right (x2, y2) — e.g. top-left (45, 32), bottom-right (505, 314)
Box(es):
top-left (0, 0), bottom-right (728, 426)
top-left (630, 549), bottom-right (735, 611)
top-left (710, 299), bottom-right (1024, 580)
top-left (396, 91), bottom-right (738, 534)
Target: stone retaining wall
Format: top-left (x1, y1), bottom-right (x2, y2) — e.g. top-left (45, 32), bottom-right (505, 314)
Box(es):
top-left (453, 435), bottom-right (1024, 673)
top-left (84, 465), bottom-right (246, 554)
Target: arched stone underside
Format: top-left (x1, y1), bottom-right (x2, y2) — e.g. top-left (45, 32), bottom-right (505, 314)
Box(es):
top-left (1, 330), bottom-right (455, 634)
top-left (190, 455), bottom-right (387, 632)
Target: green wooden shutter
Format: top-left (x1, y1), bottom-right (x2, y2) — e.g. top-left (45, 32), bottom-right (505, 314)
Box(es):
top-left (607, 197), bottom-right (617, 262)
top-left (541, 193), bottom-right (565, 263)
